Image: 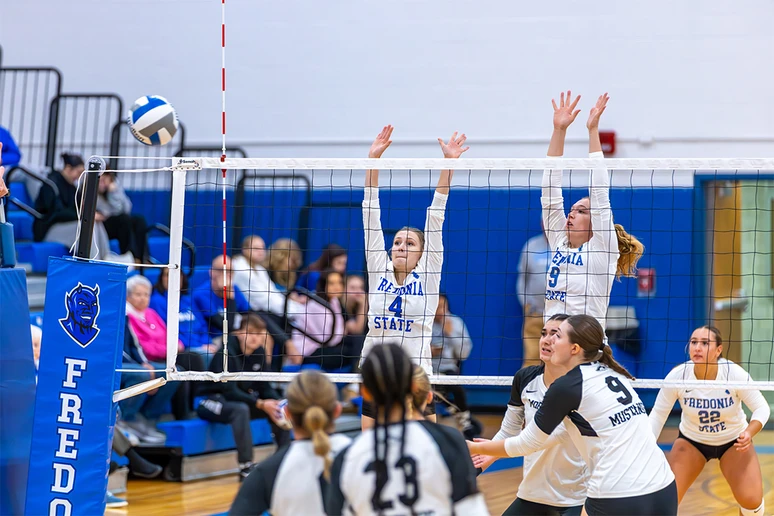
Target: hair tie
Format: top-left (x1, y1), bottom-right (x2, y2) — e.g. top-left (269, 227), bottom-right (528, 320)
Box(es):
top-left (601, 336), bottom-right (609, 349)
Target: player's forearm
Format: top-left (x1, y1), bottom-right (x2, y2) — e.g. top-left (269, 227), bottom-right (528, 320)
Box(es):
top-left (589, 127), bottom-right (602, 154)
top-left (745, 420), bottom-right (763, 438)
top-left (436, 169), bottom-right (453, 196)
top-left (547, 128), bottom-right (567, 157)
top-left (503, 422), bottom-right (550, 457)
top-left (365, 168), bottom-right (379, 188)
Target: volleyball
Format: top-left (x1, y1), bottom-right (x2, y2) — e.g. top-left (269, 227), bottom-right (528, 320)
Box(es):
top-left (127, 95), bottom-right (179, 146)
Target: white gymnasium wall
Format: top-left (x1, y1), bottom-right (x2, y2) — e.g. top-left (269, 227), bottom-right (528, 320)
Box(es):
top-left (2, 0), bottom-right (774, 159)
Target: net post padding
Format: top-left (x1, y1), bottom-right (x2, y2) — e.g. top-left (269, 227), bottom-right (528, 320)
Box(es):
top-left (165, 168), bottom-right (187, 374)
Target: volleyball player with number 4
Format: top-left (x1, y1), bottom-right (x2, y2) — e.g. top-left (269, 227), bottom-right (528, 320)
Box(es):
top-left (542, 91), bottom-right (644, 329)
top-left (360, 125), bottom-right (468, 430)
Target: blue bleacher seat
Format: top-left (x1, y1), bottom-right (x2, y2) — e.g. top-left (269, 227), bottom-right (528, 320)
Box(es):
top-left (109, 239), bottom-right (120, 255)
top-left (7, 211), bottom-right (33, 241)
top-left (16, 242), bottom-right (68, 273)
top-left (29, 312), bottom-right (43, 328)
top-left (8, 182), bottom-right (31, 209)
top-left (111, 451), bottom-right (129, 468)
top-left (156, 418), bottom-right (274, 456)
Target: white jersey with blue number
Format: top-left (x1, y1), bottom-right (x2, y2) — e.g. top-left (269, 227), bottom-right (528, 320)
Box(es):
top-left (361, 186), bottom-right (446, 375)
top-left (541, 152), bottom-right (619, 330)
top-left (649, 358), bottom-right (771, 446)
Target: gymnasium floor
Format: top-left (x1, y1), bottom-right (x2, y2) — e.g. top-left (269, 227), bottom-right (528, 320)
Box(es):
top-left (109, 418), bottom-right (774, 516)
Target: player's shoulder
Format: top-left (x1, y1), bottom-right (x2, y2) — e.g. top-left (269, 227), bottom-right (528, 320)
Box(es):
top-left (719, 358), bottom-right (750, 379)
top-left (330, 434), bottom-right (353, 455)
top-left (514, 364), bottom-right (545, 387)
top-left (253, 443), bottom-right (293, 480)
top-left (665, 361), bottom-right (692, 379)
top-left (416, 420), bottom-right (467, 450)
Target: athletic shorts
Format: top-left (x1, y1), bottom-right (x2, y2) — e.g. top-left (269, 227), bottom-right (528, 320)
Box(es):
top-left (585, 481), bottom-right (677, 516)
top-left (677, 431), bottom-right (736, 461)
top-left (503, 497), bottom-right (582, 515)
top-left (362, 399), bottom-right (436, 419)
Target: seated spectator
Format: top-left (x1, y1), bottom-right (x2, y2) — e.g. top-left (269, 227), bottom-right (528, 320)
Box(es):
top-left (196, 314), bottom-right (290, 481)
top-left (232, 234), bottom-right (302, 324)
top-left (117, 316), bottom-right (180, 443)
top-left (343, 274), bottom-right (368, 359)
top-left (265, 238), bottom-right (303, 293)
top-left (126, 275), bottom-right (184, 362)
top-left (30, 324), bottom-right (42, 375)
top-left (0, 127), bottom-right (21, 170)
top-left (151, 267), bottom-right (218, 366)
top-left (33, 152), bottom-right (112, 259)
top-left (431, 293), bottom-right (479, 440)
top-left (297, 243), bottom-right (347, 292)
top-left (192, 255), bottom-right (252, 344)
top-left (112, 426), bottom-right (162, 479)
top-left (286, 270), bottom-right (346, 368)
top-left (127, 274), bottom-right (202, 416)
top-left (97, 172), bottom-right (148, 263)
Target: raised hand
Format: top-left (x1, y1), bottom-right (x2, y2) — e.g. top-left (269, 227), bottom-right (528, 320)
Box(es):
top-left (552, 90), bottom-right (581, 131)
top-left (586, 93), bottom-right (609, 130)
top-left (368, 125), bottom-right (394, 159)
top-left (438, 132), bottom-right (469, 159)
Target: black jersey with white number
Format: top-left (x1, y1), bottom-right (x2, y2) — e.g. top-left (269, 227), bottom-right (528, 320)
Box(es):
top-left (229, 434), bottom-right (351, 516)
top-left (534, 363), bottom-right (674, 499)
top-left (326, 420), bottom-right (489, 515)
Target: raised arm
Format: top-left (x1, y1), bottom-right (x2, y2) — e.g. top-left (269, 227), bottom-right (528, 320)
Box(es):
top-left (542, 91), bottom-right (580, 248)
top-left (586, 93), bottom-right (615, 252)
top-left (421, 133), bottom-right (469, 278)
top-left (363, 126), bottom-right (393, 273)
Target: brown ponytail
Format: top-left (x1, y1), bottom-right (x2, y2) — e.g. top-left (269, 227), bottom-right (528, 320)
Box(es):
top-left (286, 370), bottom-right (339, 479)
top-left (565, 314), bottom-right (634, 380)
top-left (614, 224), bottom-right (645, 280)
top-left (410, 366), bottom-right (432, 417)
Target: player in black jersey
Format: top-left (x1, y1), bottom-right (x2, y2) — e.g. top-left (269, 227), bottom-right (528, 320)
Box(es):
top-left (327, 343), bottom-right (488, 515)
top-left (469, 314), bottom-right (677, 516)
top-left (229, 370), bottom-right (349, 516)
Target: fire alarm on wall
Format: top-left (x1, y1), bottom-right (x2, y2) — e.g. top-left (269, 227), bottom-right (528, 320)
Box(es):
top-left (600, 131), bottom-right (616, 155)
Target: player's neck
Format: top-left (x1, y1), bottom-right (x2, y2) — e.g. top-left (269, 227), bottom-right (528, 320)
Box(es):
top-left (694, 362), bottom-right (719, 381)
top-left (375, 405), bottom-right (410, 425)
top-left (543, 362), bottom-right (565, 386)
top-left (394, 270), bottom-right (408, 285)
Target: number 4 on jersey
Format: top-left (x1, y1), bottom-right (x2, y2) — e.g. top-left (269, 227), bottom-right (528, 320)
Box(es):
top-left (388, 296), bottom-right (403, 318)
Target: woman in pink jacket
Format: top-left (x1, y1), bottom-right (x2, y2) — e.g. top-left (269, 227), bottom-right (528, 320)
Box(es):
top-left (126, 275), bottom-right (183, 362)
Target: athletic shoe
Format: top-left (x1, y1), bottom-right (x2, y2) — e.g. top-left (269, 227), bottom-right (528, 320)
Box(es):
top-left (115, 421), bottom-right (141, 447)
top-left (105, 492), bottom-right (128, 508)
top-left (123, 419), bottom-right (166, 444)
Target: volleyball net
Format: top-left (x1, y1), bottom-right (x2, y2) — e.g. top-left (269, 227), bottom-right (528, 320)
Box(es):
top-left (84, 156), bottom-right (774, 392)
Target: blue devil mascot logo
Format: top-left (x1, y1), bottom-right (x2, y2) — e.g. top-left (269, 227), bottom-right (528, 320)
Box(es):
top-left (59, 282), bottom-right (101, 347)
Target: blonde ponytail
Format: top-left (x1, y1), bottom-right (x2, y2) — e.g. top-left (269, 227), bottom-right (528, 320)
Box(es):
top-left (303, 406), bottom-right (332, 479)
top-left (614, 224), bottom-right (644, 280)
top-left (286, 371), bottom-right (339, 480)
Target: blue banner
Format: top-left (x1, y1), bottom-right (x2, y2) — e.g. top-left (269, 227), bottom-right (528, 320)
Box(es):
top-left (26, 257), bottom-right (127, 516)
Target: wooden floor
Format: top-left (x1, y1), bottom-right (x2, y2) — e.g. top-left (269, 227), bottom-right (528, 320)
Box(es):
top-left (110, 418), bottom-right (774, 516)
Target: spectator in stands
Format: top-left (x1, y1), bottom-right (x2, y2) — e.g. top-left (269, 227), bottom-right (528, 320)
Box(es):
top-left (151, 267), bottom-right (218, 364)
top-left (297, 243), bottom-right (348, 292)
top-left (30, 324), bottom-right (42, 375)
top-left (118, 316), bottom-right (180, 443)
top-left (33, 152), bottom-right (111, 259)
top-left (265, 238), bottom-right (303, 292)
top-left (340, 274), bottom-right (369, 401)
top-left (97, 172), bottom-right (148, 263)
top-left (127, 274), bottom-right (202, 414)
top-left (431, 293), bottom-right (479, 440)
top-left (232, 234), bottom-right (302, 325)
top-left (286, 269), bottom-right (346, 368)
top-left (516, 226), bottom-right (551, 366)
top-left (0, 128), bottom-right (21, 170)
top-left (192, 255), bottom-right (252, 343)
top-left (112, 427), bottom-right (162, 479)
top-left (196, 314), bottom-right (290, 481)
top-left (126, 275), bottom-right (184, 362)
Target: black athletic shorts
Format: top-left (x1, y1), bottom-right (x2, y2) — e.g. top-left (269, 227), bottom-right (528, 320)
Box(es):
top-left (677, 431), bottom-right (736, 461)
top-left (503, 497), bottom-right (582, 515)
top-left (361, 399), bottom-right (436, 419)
top-left (585, 480), bottom-right (677, 516)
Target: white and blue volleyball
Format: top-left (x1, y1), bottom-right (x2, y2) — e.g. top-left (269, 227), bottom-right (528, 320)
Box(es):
top-left (127, 95), bottom-right (179, 146)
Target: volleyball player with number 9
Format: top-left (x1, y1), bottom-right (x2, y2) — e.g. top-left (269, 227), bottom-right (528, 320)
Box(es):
top-left (360, 125), bottom-right (468, 430)
top-left (542, 91), bottom-right (644, 329)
